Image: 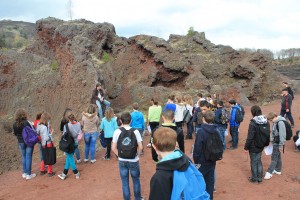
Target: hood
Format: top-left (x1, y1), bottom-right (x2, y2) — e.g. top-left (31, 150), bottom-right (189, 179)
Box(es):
top-left (253, 115), bottom-right (268, 124)
top-left (201, 123), bottom-right (218, 134)
top-left (82, 112), bottom-right (97, 120)
top-left (276, 116), bottom-right (286, 123)
top-left (156, 152), bottom-right (190, 172)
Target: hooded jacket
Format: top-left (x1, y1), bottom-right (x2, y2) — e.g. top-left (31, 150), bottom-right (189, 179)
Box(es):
top-left (82, 112), bottom-right (99, 133)
top-left (244, 115), bottom-right (269, 153)
top-left (230, 104), bottom-right (241, 127)
top-left (193, 123), bottom-right (218, 165)
top-left (149, 152), bottom-right (190, 200)
top-left (271, 116), bottom-right (286, 146)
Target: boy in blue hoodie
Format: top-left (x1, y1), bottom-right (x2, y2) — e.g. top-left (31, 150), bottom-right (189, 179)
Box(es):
top-left (228, 99), bottom-right (241, 150)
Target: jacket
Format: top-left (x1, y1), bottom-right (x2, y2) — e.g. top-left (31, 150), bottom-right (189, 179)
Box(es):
top-left (13, 120), bottom-right (31, 143)
top-left (90, 88), bottom-right (105, 105)
top-left (82, 112), bottom-right (99, 133)
top-left (271, 116), bottom-right (286, 146)
top-left (192, 107), bottom-right (202, 128)
top-left (130, 110), bottom-right (145, 132)
top-left (193, 123), bottom-right (218, 166)
top-left (214, 107), bottom-right (227, 128)
top-left (230, 104), bottom-right (241, 127)
top-left (63, 122), bottom-right (81, 144)
top-left (281, 94), bottom-right (292, 110)
top-left (100, 117), bottom-right (118, 138)
top-left (37, 124), bottom-right (53, 146)
top-left (244, 115), bottom-right (268, 153)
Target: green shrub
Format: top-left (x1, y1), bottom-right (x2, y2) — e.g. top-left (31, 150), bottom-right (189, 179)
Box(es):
top-left (187, 26), bottom-right (196, 37)
top-left (50, 59), bottom-right (59, 71)
top-left (101, 52), bottom-right (111, 63)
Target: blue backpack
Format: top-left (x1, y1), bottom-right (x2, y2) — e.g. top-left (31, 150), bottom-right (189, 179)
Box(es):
top-left (171, 161), bottom-right (210, 200)
top-left (22, 124), bottom-right (39, 147)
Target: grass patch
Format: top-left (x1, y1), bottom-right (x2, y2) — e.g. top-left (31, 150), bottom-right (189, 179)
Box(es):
top-left (50, 59), bottom-right (59, 71)
top-left (101, 52), bottom-right (112, 63)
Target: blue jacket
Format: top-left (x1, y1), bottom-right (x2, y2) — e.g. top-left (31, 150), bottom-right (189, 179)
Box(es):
top-left (214, 107), bottom-right (227, 128)
top-left (130, 110), bottom-right (145, 132)
top-left (100, 117), bottom-right (118, 138)
top-left (230, 105), bottom-right (241, 127)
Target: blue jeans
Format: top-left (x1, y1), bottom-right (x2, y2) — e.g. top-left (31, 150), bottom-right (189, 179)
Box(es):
top-left (18, 143), bottom-right (34, 175)
top-left (280, 109), bottom-right (294, 125)
top-left (75, 144), bottom-right (80, 160)
top-left (65, 152), bottom-right (77, 171)
top-left (230, 126), bottom-right (239, 148)
top-left (199, 164), bottom-right (215, 200)
top-left (96, 99), bottom-right (111, 118)
top-left (84, 132), bottom-right (98, 160)
top-left (216, 126), bottom-right (226, 150)
top-left (118, 161), bottom-right (142, 200)
top-left (187, 121), bottom-right (194, 138)
top-left (267, 145), bottom-right (282, 173)
top-left (249, 152), bottom-right (263, 182)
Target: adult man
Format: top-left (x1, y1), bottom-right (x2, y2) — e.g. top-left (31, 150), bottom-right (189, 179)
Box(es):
top-left (150, 127), bottom-right (209, 200)
top-left (112, 112), bottom-right (144, 200)
top-left (214, 100), bottom-right (228, 150)
top-left (151, 110), bottom-right (184, 162)
top-left (193, 110), bottom-right (220, 200)
top-left (192, 100), bottom-right (211, 133)
top-left (282, 82), bottom-right (294, 100)
top-left (90, 83), bottom-right (111, 119)
top-left (228, 99), bottom-right (241, 150)
top-left (280, 88), bottom-right (294, 128)
top-left (264, 112), bottom-right (286, 180)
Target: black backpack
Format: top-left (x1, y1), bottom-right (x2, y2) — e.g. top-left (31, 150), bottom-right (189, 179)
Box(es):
top-left (253, 121), bottom-right (270, 148)
top-left (234, 107), bottom-right (244, 123)
top-left (117, 127), bottom-right (138, 159)
top-left (59, 124), bottom-right (75, 154)
top-left (204, 129), bottom-right (224, 162)
top-left (220, 108), bottom-right (230, 124)
top-left (276, 120), bottom-right (293, 141)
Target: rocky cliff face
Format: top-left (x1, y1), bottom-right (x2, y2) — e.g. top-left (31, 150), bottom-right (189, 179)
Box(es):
top-left (0, 17), bottom-right (283, 130)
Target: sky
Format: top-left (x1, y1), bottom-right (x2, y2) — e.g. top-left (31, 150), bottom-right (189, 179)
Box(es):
top-left (0, 0), bottom-right (299, 51)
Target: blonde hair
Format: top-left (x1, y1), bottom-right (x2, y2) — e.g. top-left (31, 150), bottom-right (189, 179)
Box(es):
top-left (87, 104), bottom-right (96, 114)
top-left (184, 94), bottom-right (194, 106)
top-left (105, 107), bottom-right (115, 121)
top-left (175, 94), bottom-right (182, 103)
top-left (40, 112), bottom-right (51, 126)
top-left (153, 127), bottom-right (177, 152)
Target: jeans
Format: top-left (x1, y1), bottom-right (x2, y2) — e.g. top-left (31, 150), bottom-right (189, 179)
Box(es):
top-left (96, 99), bottom-right (111, 118)
top-left (267, 145), bottom-right (282, 173)
top-left (105, 138), bottom-right (112, 158)
top-left (118, 161), bottom-right (142, 200)
top-left (249, 152), bottom-right (263, 182)
top-left (186, 121), bottom-right (194, 138)
top-left (75, 145), bottom-right (80, 161)
top-left (199, 164), bottom-right (215, 200)
top-left (18, 143), bottom-right (34, 175)
top-left (84, 132), bottom-right (98, 160)
top-left (216, 126), bottom-right (226, 150)
top-left (280, 109), bottom-right (294, 125)
top-left (230, 126), bottom-right (239, 148)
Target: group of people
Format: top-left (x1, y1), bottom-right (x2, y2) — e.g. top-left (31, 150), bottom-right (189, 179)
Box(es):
top-left (12, 82), bottom-right (299, 200)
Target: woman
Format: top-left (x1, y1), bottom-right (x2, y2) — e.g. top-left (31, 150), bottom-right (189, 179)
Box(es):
top-left (60, 108), bottom-right (81, 163)
top-left (90, 83), bottom-right (111, 119)
top-left (100, 107), bottom-right (118, 160)
top-left (13, 109), bottom-right (36, 180)
top-left (81, 105), bottom-right (99, 163)
top-left (37, 112), bottom-right (55, 177)
top-left (58, 113), bottom-right (81, 180)
top-left (244, 105), bottom-right (270, 183)
top-left (184, 95), bottom-right (194, 139)
top-left (147, 98), bottom-right (162, 147)
top-left (174, 94), bottom-right (185, 129)
top-left (34, 112), bottom-right (43, 163)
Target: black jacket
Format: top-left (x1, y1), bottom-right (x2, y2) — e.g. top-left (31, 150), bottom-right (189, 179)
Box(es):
top-left (151, 124), bottom-right (185, 162)
top-left (149, 153), bottom-right (190, 200)
top-left (287, 86), bottom-right (294, 100)
top-left (90, 88), bottom-right (105, 104)
top-left (13, 120), bottom-right (31, 143)
top-left (281, 94), bottom-right (292, 110)
top-left (244, 120), bottom-right (265, 153)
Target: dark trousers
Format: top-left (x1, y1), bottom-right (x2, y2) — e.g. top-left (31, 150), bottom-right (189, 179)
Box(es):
top-left (149, 122), bottom-right (159, 143)
top-left (186, 120), bottom-right (194, 139)
top-left (230, 126), bottom-right (239, 148)
top-left (249, 152), bottom-right (263, 182)
top-left (105, 138), bottom-right (112, 158)
top-left (199, 164), bottom-right (216, 200)
top-left (280, 109), bottom-right (294, 125)
top-left (175, 121), bottom-right (183, 129)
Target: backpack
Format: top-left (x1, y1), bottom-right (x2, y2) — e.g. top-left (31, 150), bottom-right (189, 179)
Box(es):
top-left (117, 127), bottom-right (138, 159)
top-left (171, 159), bottom-right (210, 200)
top-left (234, 107), bottom-right (244, 123)
top-left (220, 108), bottom-right (230, 124)
top-left (253, 121), bottom-right (270, 148)
top-left (204, 129), bottom-right (224, 162)
top-left (276, 120), bottom-right (293, 141)
top-left (196, 110), bottom-right (203, 125)
top-left (22, 122), bottom-right (39, 147)
top-left (59, 124), bottom-right (75, 154)
top-left (99, 130), bottom-right (107, 148)
top-left (183, 106), bottom-right (192, 123)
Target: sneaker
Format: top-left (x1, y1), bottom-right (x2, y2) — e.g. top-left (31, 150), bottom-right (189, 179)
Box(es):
top-left (83, 159), bottom-right (89, 163)
top-left (91, 159), bottom-right (97, 163)
top-left (48, 172), bottom-right (56, 177)
top-left (26, 173), bottom-right (36, 180)
top-left (102, 156), bottom-right (110, 161)
top-left (75, 172), bottom-right (80, 179)
top-left (147, 143), bottom-right (151, 148)
top-left (264, 172), bottom-right (273, 180)
top-left (272, 170), bottom-right (282, 175)
top-left (213, 188), bottom-right (217, 192)
top-left (228, 146), bottom-right (237, 150)
top-left (76, 159), bottom-right (81, 164)
top-left (22, 173), bottom-right (27, 179)
top-left (248, 177), bottom-right (257, 183)
top-left (58, 173), bottom-right (67, 180)
top-left (40, 171), bottom-right (47, 175)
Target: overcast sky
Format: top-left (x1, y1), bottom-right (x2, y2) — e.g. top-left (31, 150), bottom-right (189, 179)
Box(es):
top-left (0, 0), bottom-right (299, 51)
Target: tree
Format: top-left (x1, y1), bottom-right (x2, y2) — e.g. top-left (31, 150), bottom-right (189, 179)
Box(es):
top-left (187, 26), bottom-right (196, 37)
top-left (66, 0), bottom-right (74, 20)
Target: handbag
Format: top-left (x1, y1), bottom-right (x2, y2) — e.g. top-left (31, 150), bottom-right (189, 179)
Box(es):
top-left (42, 141), bottom-right (56, 165)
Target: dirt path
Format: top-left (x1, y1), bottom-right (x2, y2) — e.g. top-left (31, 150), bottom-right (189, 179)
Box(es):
top-left (1, 98), bottom-right (300, 200)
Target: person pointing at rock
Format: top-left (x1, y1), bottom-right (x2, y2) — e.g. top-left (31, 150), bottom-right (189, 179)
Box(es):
top-left (90, 83), bottom-right (111, 119)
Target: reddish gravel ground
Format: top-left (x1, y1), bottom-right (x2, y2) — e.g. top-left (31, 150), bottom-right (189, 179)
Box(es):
top-left (0, 97), bottom-right (300, 200)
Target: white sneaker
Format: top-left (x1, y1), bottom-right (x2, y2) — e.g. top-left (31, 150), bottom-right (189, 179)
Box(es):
top-left (264, 172), bottom-right (273, 180)
top-left (26, 173), bottom-right (36, 180)
top-left (75, 172), bottom-right (80, 179)
top-left (147, 143), bottom-right (151, 148)
top-left (22, 173), bottom-right (27, 179)
top-left (83, 159), bottom-right (89, 163)
top-left (272, 170), bottom-right (282, 175)
top-left (91, 159), bottom-right (96, 164)
top-left (58, 173), bottom-right (66, 180)
top-left (76, 159), bottom-right (81, 164)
